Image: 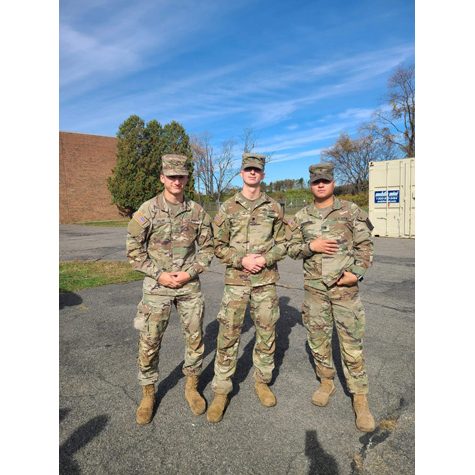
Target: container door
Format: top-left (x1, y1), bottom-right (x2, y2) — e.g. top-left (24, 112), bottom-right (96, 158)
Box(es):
top-left (369, 158), bottom-right (415, 238)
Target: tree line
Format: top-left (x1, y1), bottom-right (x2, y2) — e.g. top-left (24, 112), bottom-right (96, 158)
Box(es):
top-left (108, 62), bottom-right (414, 215)
top-left (262, 178), bottom-right (306, 192)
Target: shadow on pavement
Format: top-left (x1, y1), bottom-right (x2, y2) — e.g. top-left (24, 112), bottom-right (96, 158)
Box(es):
top-left (305, 430), bottom-right (339, 474)
top-left (59, 293), bottom-right (83, 310)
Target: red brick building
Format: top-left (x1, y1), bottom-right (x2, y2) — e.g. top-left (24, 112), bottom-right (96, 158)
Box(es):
top-left (59, 131), bottom-right (124, 223)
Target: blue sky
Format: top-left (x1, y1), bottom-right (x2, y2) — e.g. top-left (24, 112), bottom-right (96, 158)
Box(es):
top-left (59, 0), bottom-right (415, 186)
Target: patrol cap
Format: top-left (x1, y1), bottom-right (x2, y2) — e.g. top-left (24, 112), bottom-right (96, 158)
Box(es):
top-left (161, 154), bottom-right (188, 176)
top-left (309, 162), bottom-right (334, 183)
top-left (241, 153), bottom-right (266, 171)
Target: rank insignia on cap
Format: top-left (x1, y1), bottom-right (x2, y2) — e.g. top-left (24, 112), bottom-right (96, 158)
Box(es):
top-left (287, 218), bottom-right (297, 231)
top-left (133, 212), bottom-right (149, 227)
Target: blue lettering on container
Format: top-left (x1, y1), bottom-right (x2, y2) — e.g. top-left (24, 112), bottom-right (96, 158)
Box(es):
top-left (375, 190), bottom-right (400, 203)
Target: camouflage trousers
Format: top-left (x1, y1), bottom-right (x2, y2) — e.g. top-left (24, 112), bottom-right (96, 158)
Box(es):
top-left (134, 291), bottom-right (205, 386)
top-left (303, 283), bottom-right (368, 394)
top-left (211, 284), bottom-right (280, 395)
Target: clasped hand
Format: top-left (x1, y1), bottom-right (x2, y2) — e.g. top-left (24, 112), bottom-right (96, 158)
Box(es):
top-left (158, 271), bottom-right (191, 288)
top-left (242, 254), bottom-right (266, 274)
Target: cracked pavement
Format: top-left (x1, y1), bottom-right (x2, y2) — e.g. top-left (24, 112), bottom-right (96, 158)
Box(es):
top-left (60, 225), bottom-right (415, 474)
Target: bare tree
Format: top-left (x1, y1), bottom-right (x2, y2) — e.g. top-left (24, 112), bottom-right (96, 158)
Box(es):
top-left (370, 63), bottom-right (415, 157)
top-left (191, 126), bottom-right (279, 202)
top-left (214, 137), bottom-right (239, 203)
top-left (190, 131), bottom-right (215, 199)
top-left (239, 125), bottom-right (258, 153)
top-left (190, 132), bottom-right (239, 202)
top-left (321, 129), bottom-right (399, 193)
top-left (238, 125), bottom-right (274, 165)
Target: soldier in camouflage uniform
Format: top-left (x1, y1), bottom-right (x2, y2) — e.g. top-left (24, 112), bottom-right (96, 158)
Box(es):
top-left (126, 154), bottom-right (214, 425)
top-left (206, 153), bottom-right (287, 423)
top-left (287, 162), bottom-right (376, 432)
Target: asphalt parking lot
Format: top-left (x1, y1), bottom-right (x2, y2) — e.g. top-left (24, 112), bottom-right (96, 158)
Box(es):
top-left (59, 224), bottom-right (415, 474)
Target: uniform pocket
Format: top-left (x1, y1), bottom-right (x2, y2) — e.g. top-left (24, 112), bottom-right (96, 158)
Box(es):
top-left (181, 218), bottom-right (200, 242)
top-left (134, 301), bottom-right (152, 331)
top-left (350, 300), bottom-right (366, 340)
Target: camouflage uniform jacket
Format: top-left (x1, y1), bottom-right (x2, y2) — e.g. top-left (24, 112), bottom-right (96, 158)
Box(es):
top-left (287, 197), bottom-right (373, 288)
top-left (213, 192), bottom-right (287, 287)
top-left (126, 193), bottom-right (214, 295)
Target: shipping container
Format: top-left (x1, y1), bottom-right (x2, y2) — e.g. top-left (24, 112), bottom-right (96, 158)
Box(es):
top-left (368, 158), bottom-right (415, 238)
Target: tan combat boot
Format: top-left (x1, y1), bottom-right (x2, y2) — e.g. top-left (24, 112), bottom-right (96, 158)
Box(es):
top-left (136, 384), bottom-right (155, 425)
top-left (206, 394), bottom-right (228, 423)
top-left (254, 382), bottom-right (276, 407)
top-left (312, 378), bottom-right (336, 407)
top-left (353, 394), bottom-right (376, 432)
top-left (185, 375), bottom-right (206, 415)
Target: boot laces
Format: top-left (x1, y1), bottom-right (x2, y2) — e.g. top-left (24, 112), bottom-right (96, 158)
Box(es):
top-left (215, 394), bottom-right (227, 405)
top-left (144, 385), bottom-right (155, 397)
top-left (320, 380), bottom-right (333, 390)
top-left (354, 396), bottom-right (369, 409)
top-left (187, 375), bottom-right (199, 389)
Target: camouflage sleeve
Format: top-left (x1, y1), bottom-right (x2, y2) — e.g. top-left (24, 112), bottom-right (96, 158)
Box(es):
top-left (212, 206), bottom-right (246, 269)
top-left (264, 205), bottom-right (288, 266)
top-left (187, 210), bottom-right (214, 280)
top-left (286, 214), bottom-right (314, 260)
top-left (349, 208), bottom-right (374, 277)
top-left (126, 203), bottom-right (163, 280)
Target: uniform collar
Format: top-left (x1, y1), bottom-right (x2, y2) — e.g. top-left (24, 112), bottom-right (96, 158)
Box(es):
top-left (235, 191), bottom-right (270, 210)
top-left (156, 192), bottom-right (189, 215)
top-left (308, 196), bottom-right (340, 217)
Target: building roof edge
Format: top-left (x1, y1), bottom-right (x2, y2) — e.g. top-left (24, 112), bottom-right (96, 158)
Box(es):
top-left (59, 131), bottom-right (117, 139)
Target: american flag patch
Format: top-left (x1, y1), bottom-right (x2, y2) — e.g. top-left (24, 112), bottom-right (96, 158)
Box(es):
top-left (133, 212), bottom-right (149, 227)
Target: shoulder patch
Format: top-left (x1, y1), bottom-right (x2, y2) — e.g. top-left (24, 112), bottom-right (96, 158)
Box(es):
top-left (287, 217), bottom-right (298, 231)
top-left (356, 209), bottom-right (374, 231)
top-left (214, 214), bottom-right (225, 227)
top-left (133, 211), bottom-right (149, 228)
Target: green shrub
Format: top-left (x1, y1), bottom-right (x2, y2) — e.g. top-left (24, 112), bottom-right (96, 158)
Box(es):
top-left (336, 192), bottom-right (368, 207)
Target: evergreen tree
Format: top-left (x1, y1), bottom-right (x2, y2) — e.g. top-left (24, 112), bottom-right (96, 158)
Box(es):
top-left (143, 119), bottom-right (165, 196)
top-left (107, 115), bottom-right (148, 217)
top-left (162, 121), bottom-right (195, 197)
top-left (107, 116), bottom-right (195, 217)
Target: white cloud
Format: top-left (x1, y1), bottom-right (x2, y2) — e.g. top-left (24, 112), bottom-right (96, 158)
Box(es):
top-left (167, 45), bottom-right (414, 128)
top-left (271, 149), bottom-right (322, 163)
top-left (59, 23), bottom-right (138, 87)
top-left (60, 0), bottom-right (414, 144)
